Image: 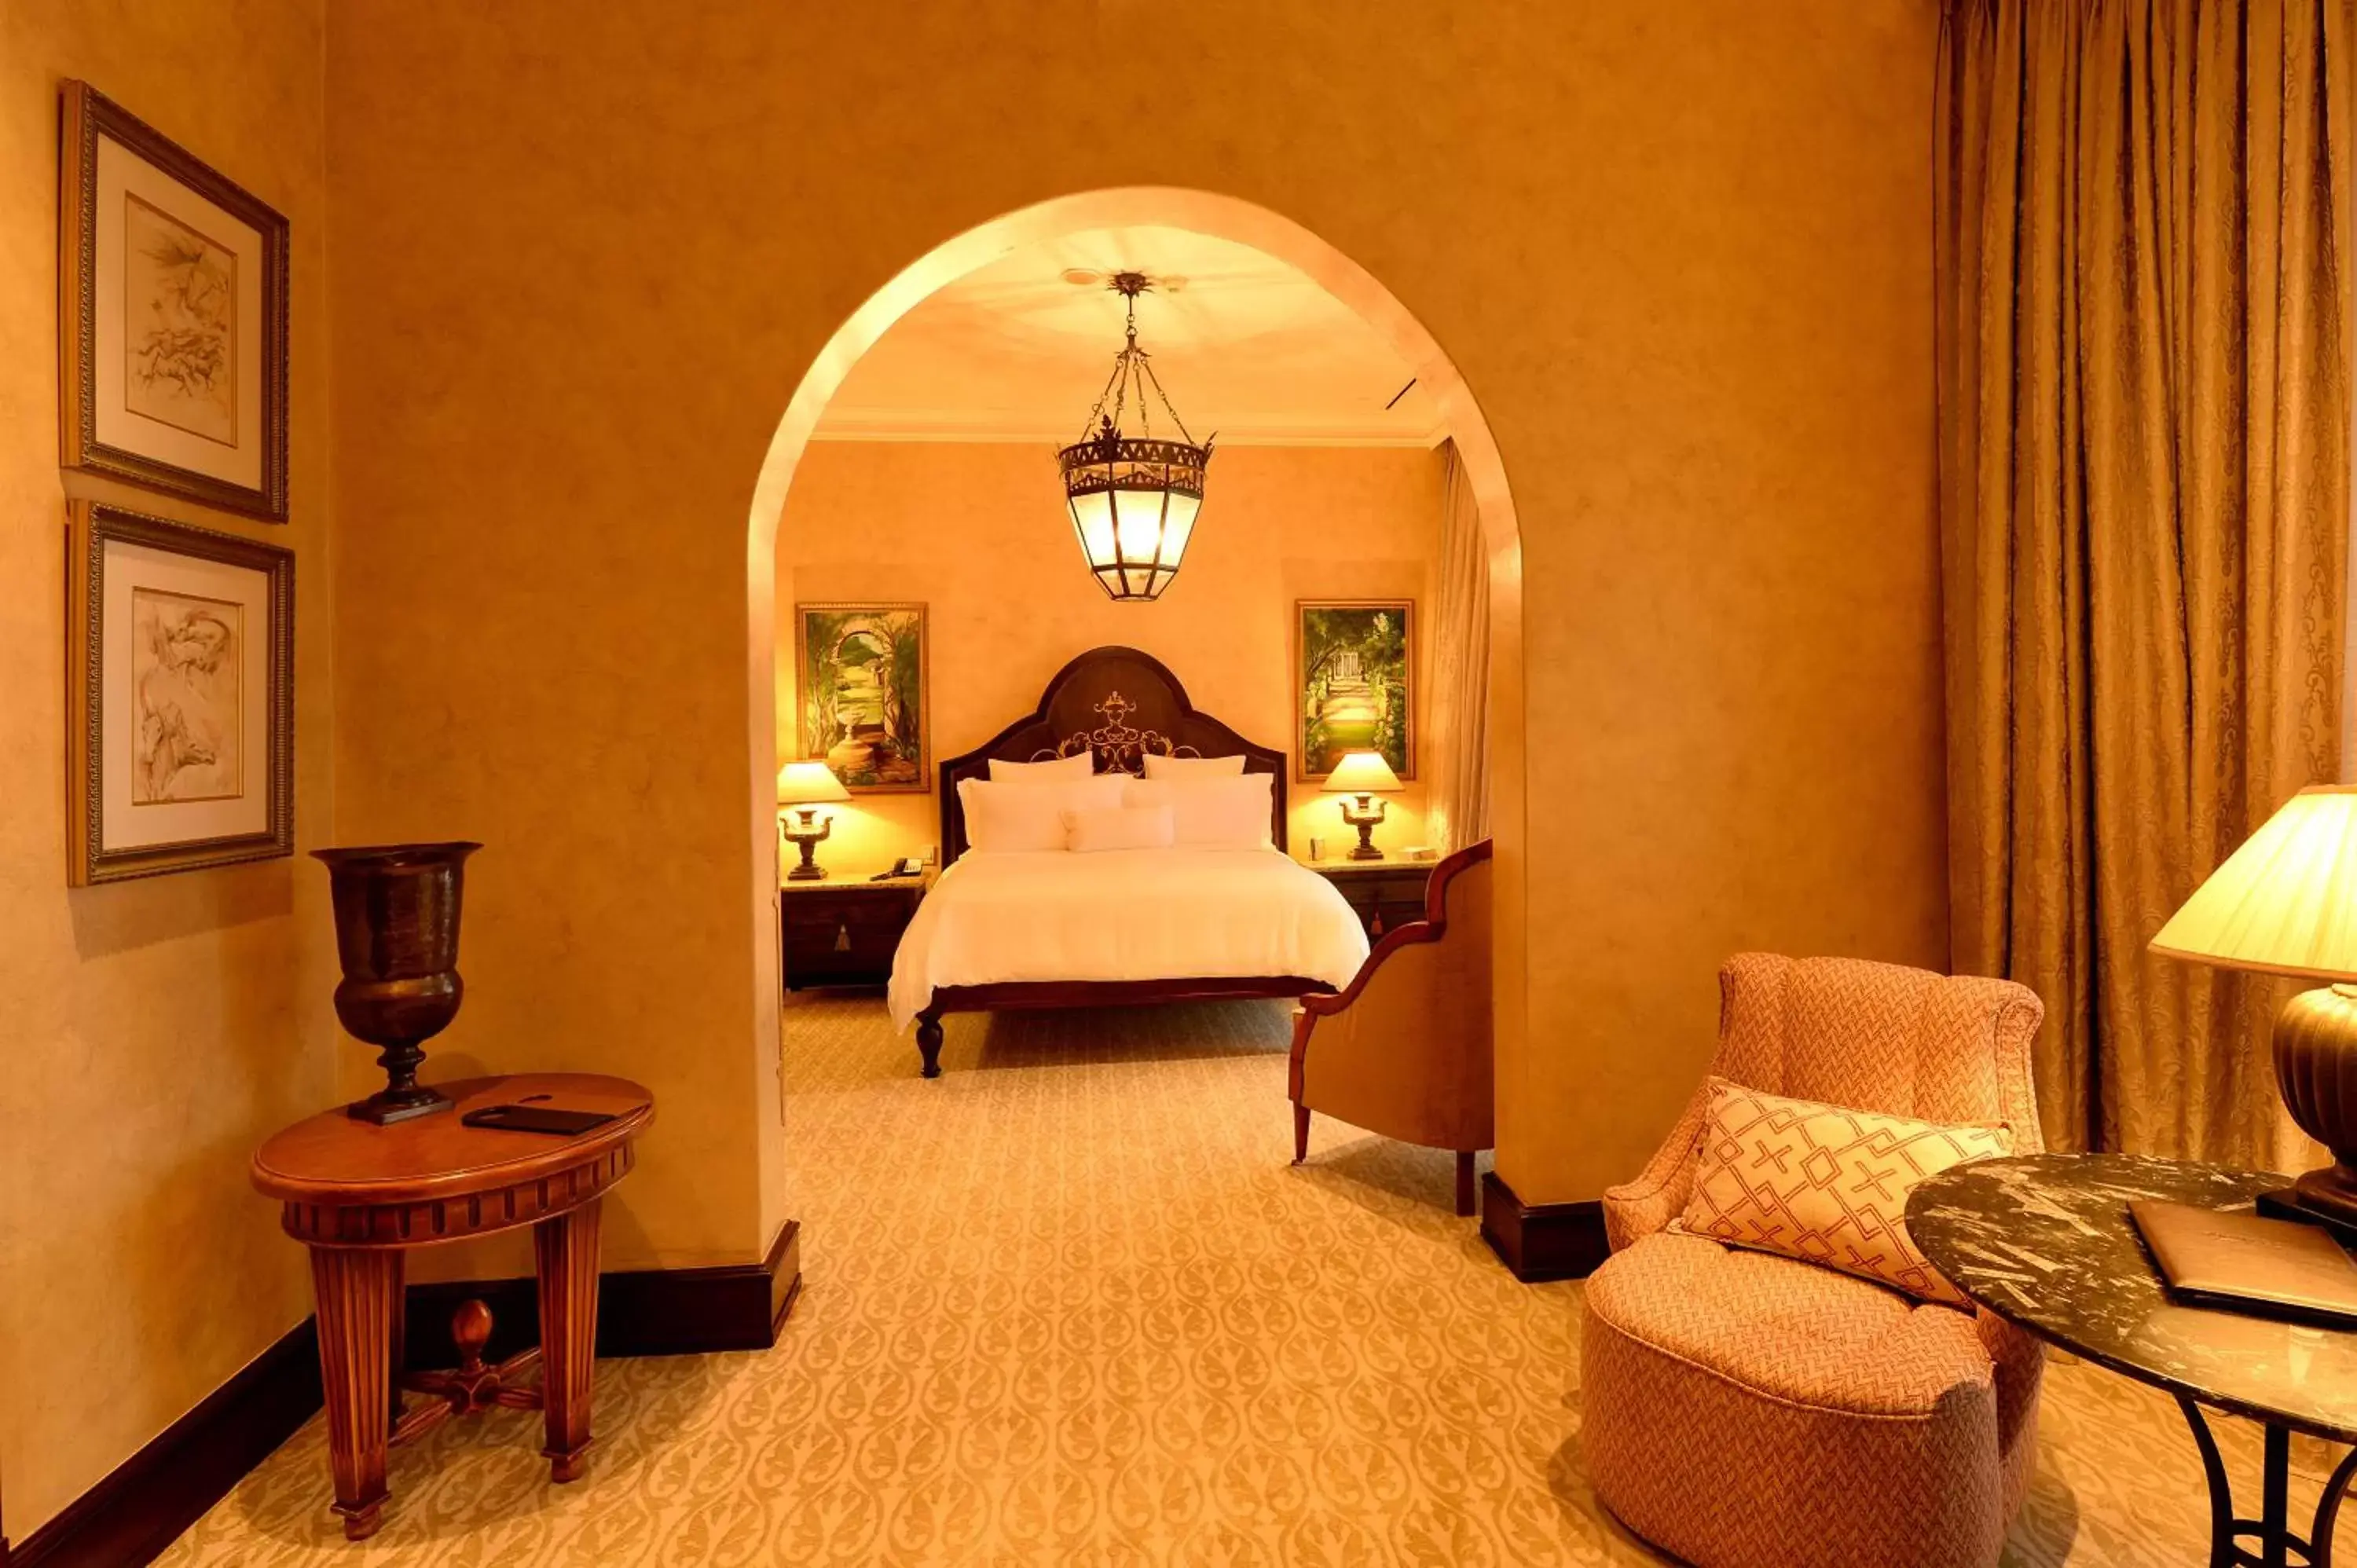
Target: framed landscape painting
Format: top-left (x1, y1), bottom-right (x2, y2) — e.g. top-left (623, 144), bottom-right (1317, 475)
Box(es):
top-left (68, 500), bottom-right (295, 885)
top-left (796, 603), bottom-right (929, 793)
top-left (1296, 599), bottom-right (1414, 782)
top-left (59, 82), bottom-right (290, 520)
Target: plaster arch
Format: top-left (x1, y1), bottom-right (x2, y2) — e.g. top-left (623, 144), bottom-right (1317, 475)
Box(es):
top-left (742, 188), bottom-right (1528, 1231)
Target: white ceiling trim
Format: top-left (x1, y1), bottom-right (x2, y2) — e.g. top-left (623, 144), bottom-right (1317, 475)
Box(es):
top-left (809, 412), bottom-right (1447, 449)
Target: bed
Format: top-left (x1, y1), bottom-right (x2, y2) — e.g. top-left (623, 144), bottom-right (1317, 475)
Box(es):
top-left (890, 646), bottom-right (1370, 1076)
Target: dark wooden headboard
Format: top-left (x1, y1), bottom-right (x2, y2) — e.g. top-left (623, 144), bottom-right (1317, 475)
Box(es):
top-left (938, 646), bottom-right (1288, 864)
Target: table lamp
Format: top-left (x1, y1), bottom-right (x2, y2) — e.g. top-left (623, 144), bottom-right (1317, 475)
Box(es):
top-left (776, 761), bottom-right (850, 881)
top-left (1322, 751), bottom-right (1402, 860)
top-left (2150, 786), bottom-right (2357, 1226)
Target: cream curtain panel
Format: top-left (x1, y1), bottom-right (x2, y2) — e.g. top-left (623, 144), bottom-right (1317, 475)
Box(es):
top-left (1937, 0), bottom-right (2349, 1163)
top-left (1426, 441), bottom-right (1491, 852)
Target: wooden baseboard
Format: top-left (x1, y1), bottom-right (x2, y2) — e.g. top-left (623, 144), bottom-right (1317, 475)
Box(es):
top-left (1479, 1172), bottom-right (1609, 1282)
top-left (9, 1221), bottom-right (801, 1567)
top-left (9, 1318), bottom-right (321, 1568)
top-left (405, 1219), bottom-right (803, 1366)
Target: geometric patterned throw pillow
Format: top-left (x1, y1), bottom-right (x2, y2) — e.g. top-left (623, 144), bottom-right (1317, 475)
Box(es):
top-left (1679, 1077), bottom-right (2013, 1308)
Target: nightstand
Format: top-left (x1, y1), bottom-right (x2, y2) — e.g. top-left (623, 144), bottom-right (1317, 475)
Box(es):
top-left (1307, 859), bottom-right (1435, 939)
top-left (779, 870), bottom-right (930, 991)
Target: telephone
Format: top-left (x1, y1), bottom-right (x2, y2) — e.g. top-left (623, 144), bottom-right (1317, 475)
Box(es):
top-left (873, 858), bottom-right (925, 880)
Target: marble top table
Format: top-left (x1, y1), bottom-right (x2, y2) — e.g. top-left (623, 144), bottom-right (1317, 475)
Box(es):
top-left (1909, 1152), bottom-right (2357, 1566)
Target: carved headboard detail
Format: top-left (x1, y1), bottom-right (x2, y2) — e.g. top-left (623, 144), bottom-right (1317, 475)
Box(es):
top-left (938, 646), bottom-right (1288, 864)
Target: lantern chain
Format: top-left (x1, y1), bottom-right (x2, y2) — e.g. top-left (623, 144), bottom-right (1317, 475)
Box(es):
top-left (1070, 277), bottom-right (1199, 449)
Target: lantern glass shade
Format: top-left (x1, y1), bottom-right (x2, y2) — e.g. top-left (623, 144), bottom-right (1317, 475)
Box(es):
top-left (1061, 434), bottom-right (1208, 602)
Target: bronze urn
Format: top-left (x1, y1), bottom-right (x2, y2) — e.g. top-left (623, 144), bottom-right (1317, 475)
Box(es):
top-left (314, 841), bottom-right (482, 1123)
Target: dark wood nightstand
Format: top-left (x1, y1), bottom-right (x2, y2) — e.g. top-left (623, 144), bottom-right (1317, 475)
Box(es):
top-left (780, 870), bottom-right (929, 990)
top-left (1307, 859), bottom-right (1435, 939)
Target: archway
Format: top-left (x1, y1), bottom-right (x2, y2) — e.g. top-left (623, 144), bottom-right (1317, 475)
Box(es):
top-left (742, 188), bottom-right (1527, 1232)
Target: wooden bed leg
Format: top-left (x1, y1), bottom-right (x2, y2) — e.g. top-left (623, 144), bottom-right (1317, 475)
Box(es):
top-left (916, 1013), bottom-right (944, 1079)
top-left (1292, 1104), bottom-right (1310, 1165)
top-left (1454, 1151), bottom-right (1476, 1217)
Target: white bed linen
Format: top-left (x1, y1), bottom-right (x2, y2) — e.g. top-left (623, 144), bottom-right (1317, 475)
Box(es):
top-left (888, 846), bottom-right (1372, 1031)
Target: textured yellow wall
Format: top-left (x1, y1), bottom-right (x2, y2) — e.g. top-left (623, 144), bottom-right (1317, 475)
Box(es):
top-left (775, 442), bottom-right (1442, 866)
top-left (0, 0), bottom-right (335, 1539)
top-left (323, 0), bottom-right (1945, 1264)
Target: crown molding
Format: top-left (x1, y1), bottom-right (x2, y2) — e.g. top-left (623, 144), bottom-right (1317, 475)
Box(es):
top-left (810, 411), bottom-right (1446, 449)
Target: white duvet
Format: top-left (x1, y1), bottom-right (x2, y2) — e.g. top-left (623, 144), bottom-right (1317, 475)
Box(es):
top-left (887, 847), bottom-right (1373, 1030)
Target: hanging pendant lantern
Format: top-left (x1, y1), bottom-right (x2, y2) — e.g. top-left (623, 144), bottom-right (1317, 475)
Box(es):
top-left (1058, 272), bottom-right (1213, 602)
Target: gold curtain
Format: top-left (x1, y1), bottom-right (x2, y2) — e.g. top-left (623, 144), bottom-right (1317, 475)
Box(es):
top-left (1937, 0), bottom-right (2350, 1164)
top-left (1426, 441), bottom-right (1491, 852)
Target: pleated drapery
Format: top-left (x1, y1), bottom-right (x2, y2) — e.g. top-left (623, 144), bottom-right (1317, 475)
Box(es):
top-left (1426, 441), bottom-right (1492, 852)
top-left (1937, 0), bottom-right (2350, 1164)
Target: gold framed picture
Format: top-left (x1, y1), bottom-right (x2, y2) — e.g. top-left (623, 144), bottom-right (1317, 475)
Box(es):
top-left (1295, 599), bottom-right (1415, 782)
top-left (794, 603), bottom-right (929, 793)
top-left (59, 82), bottom-right (290, 520)
top-left (68, 500), bottom-right (295, 885)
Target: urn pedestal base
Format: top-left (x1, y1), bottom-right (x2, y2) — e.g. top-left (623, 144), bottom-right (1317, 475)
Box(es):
top-left (347, 1085), bottom-right (453, 1125)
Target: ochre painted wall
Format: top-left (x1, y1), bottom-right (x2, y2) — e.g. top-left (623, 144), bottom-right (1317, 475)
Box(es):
top-left (322, 0), bottom-right (1945, 1268)
top-left (775, 441), bottom-right (1443, 867)
top-left (0, 0), bottom-right (335, 1539)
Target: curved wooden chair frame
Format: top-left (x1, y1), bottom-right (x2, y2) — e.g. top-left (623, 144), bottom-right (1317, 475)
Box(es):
top-left (1289, 837), bottom-right (1494, 1214)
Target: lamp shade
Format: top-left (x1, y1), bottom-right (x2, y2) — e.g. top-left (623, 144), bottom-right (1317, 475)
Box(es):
top-left (776, 761), bottom-right (850, 807)
top-left (1321, 752), bottom-right (1403, 796)
top-left (2150, 786), bottom-right (2357, 983)
top-left (1060, 431), bottom-right (1207, 601)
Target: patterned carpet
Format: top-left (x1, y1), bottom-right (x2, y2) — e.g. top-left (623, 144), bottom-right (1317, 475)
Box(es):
top-left (158, 995), bottom-right (2342, 1565)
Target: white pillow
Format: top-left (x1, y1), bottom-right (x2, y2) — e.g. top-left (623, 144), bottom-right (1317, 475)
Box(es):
top-left (959, 775), bottom-right (1126, 852)
top-left (1123, 775), bottom-right (1274, 849)
top-left (989, 752), bottom-right (1095, 782)
top-left (1062, 804), bottom-right (1176, 853)
top-left (1141, 753), bottom-right (1245, 779)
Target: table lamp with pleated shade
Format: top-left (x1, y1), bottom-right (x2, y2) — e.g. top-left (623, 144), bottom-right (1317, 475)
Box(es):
top-left (776, 762), bottom-right (850, 881)
top-left (1321, 751), bottom-right (1403, 861)
top-left (2150, 786), bottom-right (2357, 1224)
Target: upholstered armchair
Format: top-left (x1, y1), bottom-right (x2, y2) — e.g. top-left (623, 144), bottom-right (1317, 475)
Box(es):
top-left (1290, 841), bottom-right (1493, 1215)
top-left (1582, 953), bottom-right (2047, 1568)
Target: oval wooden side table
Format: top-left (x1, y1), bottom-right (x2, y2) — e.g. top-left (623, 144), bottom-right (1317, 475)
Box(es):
top-left (251, 1072), bottom-right (654, 1540)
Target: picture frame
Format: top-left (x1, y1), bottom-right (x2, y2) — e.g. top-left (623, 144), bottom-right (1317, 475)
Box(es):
top-left (68, 500), bottom-right (295, 885)
top-left (794, 603), bottom-right (930, 793)
top-left (1295, 599), bottom-right (1415, 782)
top-left (59, 81), bottom-right (291, 521)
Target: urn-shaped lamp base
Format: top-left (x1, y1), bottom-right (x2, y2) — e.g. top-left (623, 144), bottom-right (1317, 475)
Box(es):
top-left (2271, 984), bottom-right (2357, 1229)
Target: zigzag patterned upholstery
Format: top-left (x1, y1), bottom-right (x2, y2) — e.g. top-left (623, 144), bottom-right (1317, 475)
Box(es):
top-left (1582, 953), bottom-right (2047, 1568)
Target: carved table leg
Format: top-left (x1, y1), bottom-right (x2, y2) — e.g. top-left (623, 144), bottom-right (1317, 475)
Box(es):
top-left (310, 1246), bottom-right (403, 1541)
top-left (534, 1199), bottom-right (603, 1482)
top-left (917, 1011), bottom-right (944, 1078)
top-left (387, 1251), bottom-right (407, 1431)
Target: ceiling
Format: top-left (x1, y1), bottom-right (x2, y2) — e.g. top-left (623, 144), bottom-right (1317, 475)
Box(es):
top-left (812, 225), bottom-right (1443, 448)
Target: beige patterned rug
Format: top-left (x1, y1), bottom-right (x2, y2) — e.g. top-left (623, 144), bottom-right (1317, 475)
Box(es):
top-left (159, 996), bottom-right (2338, 1565)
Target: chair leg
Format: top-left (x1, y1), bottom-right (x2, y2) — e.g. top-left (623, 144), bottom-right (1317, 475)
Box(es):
top-left (1292, 1103), bottom-right (1310, 1165)
top-left (1455, 1151), bottom-right (1476, 1217)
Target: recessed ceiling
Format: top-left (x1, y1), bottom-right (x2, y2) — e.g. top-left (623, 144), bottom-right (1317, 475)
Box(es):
top-left (812, 225), bottom-right (1442, 447)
